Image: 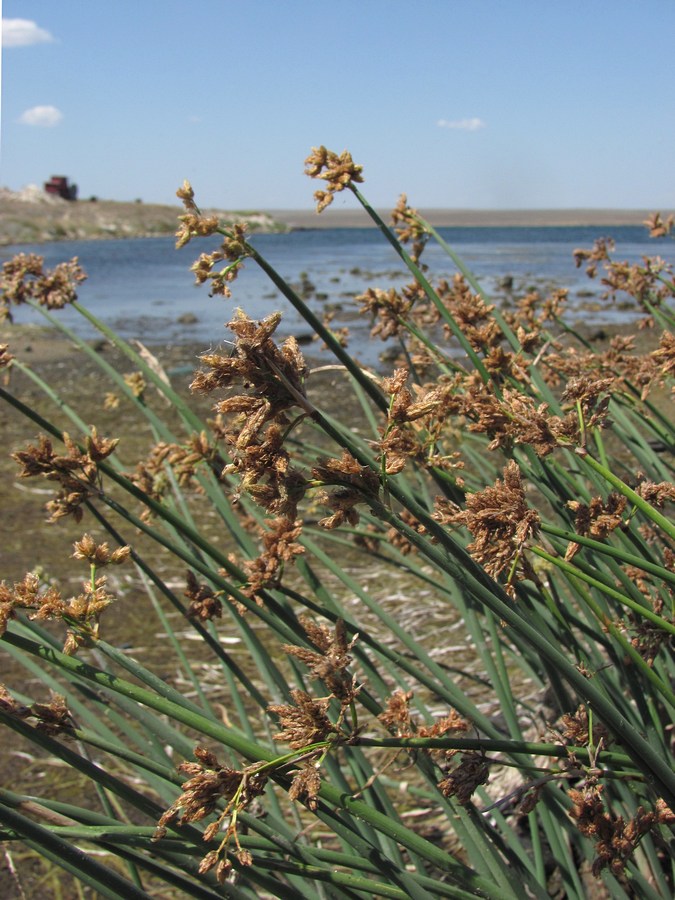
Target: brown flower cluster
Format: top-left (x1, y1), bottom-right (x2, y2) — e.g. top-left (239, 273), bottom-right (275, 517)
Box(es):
top-left (385, 508), bottom-right (429, 556)
top-left (0, 561), bottom-right (120, 655)
top-left (565, 493), bottom-right (627, 560)
top-left (391, 194), bottom-right (429, 263)
top-left (542, 330), bottom-right (674, 403)
top-left (191, 311), bottom-right (310, 521)
top-left (573, 230), bottom-right (674, 325)
top-left (435, 460), bottom-right (540, 594)
top-left (72, 533), bottom-right (131, 567)
top-left (268, 689), bottom-right (336, 750)
top-left (184, 570), bottom-right (222, 622)
top-left (190, 223), bottom-right (250, 298)
top-left (312, 450), bottom-right (381, 528)
top-left (379, 689), bottom-right (468, 742)
top-left (558, 704), bottom-right (611, 750)
top-left (192, 311), bottom-right (309, 443)
top-left (156, 745), bottom-right (266, 883)
top-left (0, 684), bottom-right (74, 737)
top-left (573, 237), bottom-right (615, 278)
top-left (282, 616), bottom-right (358, 702)
top-left (568, 777), bottom-right (673, 877)
top-left (13, 430), bottom-right (118, 522)
top-left (635, 478), bottom-right (675, 508)
top-left (438, 752), bottom-right (491, 805)
top-left (267, 619), bottom-right (360, 808)
top-left (304, 146), bottom-right (364, 213)
top-left (241, 516), bottom-right (304, 603)
top-left (450, 375), bottom-right (613, 457)
top-left (132, 434), bottom-right (221, 508)
top-left (375, 367), bottom-right (466, 477)
top-left (0, 344), bottom-right (14, 369)
top-left (175, 180), bottom-right (220, 249)
top-left (357, 286), bottom-right (415, 341)
top-left (644, 212), bottom-right (674, 238)
top-left (1, 253), bottom-right (86, 322)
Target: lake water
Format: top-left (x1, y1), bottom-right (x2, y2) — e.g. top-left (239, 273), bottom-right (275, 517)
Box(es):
top-left (3, 226), bottom-right (672, 366)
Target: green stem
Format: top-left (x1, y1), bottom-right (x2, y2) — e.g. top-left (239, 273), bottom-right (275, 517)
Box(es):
top-left (0, 630), bottom-right (503, 896)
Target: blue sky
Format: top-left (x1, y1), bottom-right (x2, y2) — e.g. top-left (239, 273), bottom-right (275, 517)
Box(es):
top-left (2, 1), bottom-right (674, 210)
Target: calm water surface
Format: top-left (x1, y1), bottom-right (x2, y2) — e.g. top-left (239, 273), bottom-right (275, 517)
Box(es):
top-left (3, 227), bottom-right (672, 364)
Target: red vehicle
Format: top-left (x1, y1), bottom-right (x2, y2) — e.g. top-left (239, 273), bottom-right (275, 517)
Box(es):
top-left (44, 176), bottom-right (78, 200)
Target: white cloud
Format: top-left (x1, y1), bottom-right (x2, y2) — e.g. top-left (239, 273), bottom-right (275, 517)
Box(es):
top-left (19, 105), bottom-right (63, 127)
top-left (437, 117), bottom-right (486, 131)
top-left (2, 18), bottom-right (54, 47)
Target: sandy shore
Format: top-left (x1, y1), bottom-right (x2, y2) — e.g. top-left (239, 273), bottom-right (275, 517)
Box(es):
top-left (264, 207), bottom-right (667, 229)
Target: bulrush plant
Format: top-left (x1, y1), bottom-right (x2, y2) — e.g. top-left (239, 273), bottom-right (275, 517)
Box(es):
top-left (0, 150), bottom-right (673, 899)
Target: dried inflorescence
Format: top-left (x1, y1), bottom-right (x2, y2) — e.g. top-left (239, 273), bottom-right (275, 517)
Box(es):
top-left (241, 516), bottom-right (304, 603)
top-left (438, 752), bottom-right (491, 805)
top-left (435, 460), bottom-right (540, 594)
top-left (184, 570), bottom-right (223, 622)
top-left (156, 745), bottom-right (266, 882)
top-left (0, 564), bottom-right (120, 655)
top-left (72, 533), bottom-right (131, 567)
top-left (312, 450), bottom-right (381, 528)
top-left (191, 310), bottom-right (311, 522)
top-left (568, 776), bottom-right (674, 877)
top-left (391, 194), bottom-right (429, 263)
top-left (357, 286), bottom-right (414, 341)
top-left (0, 254), bottom-right (86, 321)
top-left (375, 368), bottom-right (466, 478)
top-left (644, 212), bottom-right (674, 238)
top-left (0, 684), bottom-right (74, 737)
top-left (0, 344), bottom-right (14, 369)
top-left (304, 146), bottom-right (364, 213)
top-left (192, 311), bottom-right (309, 439)
top-left (565, 493), bottom-right (627, 560)
top-left (558, 704), bottom-right (611, 750)
top-left (283, 616), bottom-right (358, 702)
top-left (379, 689), bottom-right (468, 744)
top-left (175, 180), bottom-right (220, 249)
top-left (573, 226), bottom-right (675, 326)
top-left (190, 223), bottom-right (250, 298)
top-left (13, 430), bottom-right (118, 522)
top-left (287, 763), bottom-right (322, 810)
top-left (268, 689), bottom-right (335, 749)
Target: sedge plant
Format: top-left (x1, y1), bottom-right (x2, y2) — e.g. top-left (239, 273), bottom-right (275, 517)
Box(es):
top-left (0, 148), bottom-right (673, 899)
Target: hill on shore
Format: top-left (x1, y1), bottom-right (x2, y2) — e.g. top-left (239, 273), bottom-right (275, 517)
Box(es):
top-left (0, 187), bottom-right (283, 245)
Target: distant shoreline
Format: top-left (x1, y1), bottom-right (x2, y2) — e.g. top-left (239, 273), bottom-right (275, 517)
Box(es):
top-left (264, 207), bottom-right (667, 229)
top-left (1, 191), bottom-right (670, 245)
